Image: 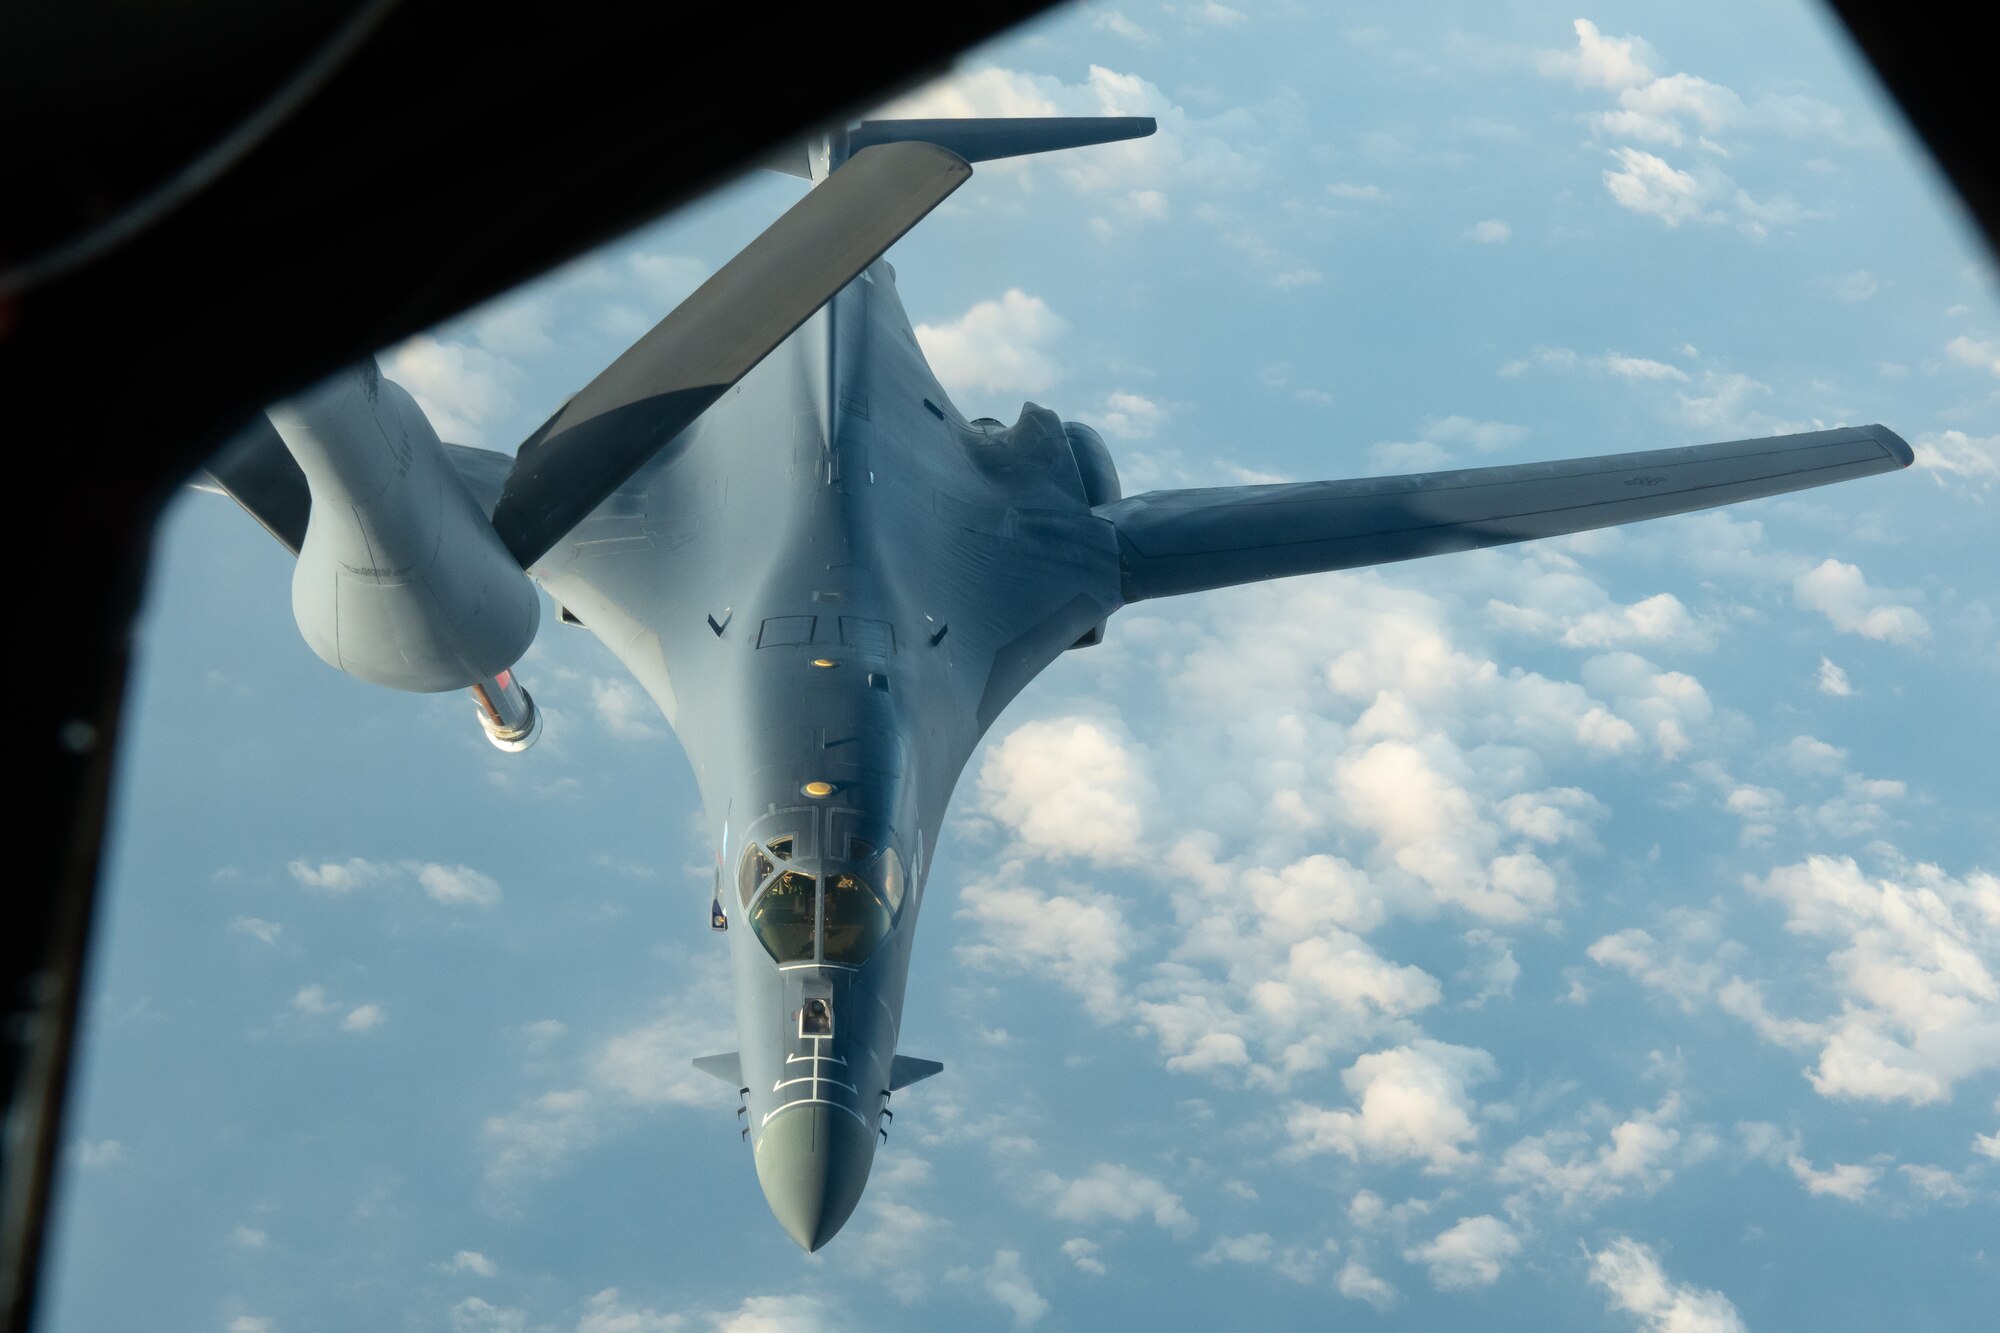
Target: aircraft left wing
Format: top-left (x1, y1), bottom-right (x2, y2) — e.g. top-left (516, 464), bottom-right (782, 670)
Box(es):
top-left (487, 139), bottom-right (972, 569)
top-left (1099, 424), bottom-right (1912, 603)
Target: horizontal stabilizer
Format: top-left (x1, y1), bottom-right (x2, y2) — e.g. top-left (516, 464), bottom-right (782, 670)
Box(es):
top-left (843, 117), bottom-right (1155, 166)
top-left (889, 1055), bottom-right (943, 1091)
top-left (692, 1052), bottom-right (744, 1086)
top-left (1101, 424), bottom-right (1913, 602)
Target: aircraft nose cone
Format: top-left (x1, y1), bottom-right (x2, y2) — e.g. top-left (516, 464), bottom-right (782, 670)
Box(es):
top-left (753, 1104), bottom-right (876, 1251)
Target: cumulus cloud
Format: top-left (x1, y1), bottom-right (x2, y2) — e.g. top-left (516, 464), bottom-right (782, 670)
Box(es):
top-left (1468, 218), bottom-right (1512, 244)
top-left (1132, 842), bottom-right (1439, 1083)
top-left (1489, 576), bottom-right (1708, 651)
top-left (1674, 369), bottom-right (1774, 433)
top-left (1605, 353), bottom-right (1690, 381)
top-left (1537, 20), bottom-right (1657, 92)
top-left (288, 856), bottom-right (504, 906)
top-left (956, 876), bottom-right (1131, 1021)
top-left (570, 1288), bottom-right (689, 1333)
top-left (289, 858), bottom-right (390, 893)
top-left (1499, 346), bottom-right (1688, 381)
top-left (1603, 147), bottom-right (1720, 226)
top-left (1588, 919), bottom-right (1728, 1011)
top-left (591, 677), bottom-right (664, 740)
top-left (1427, 415), bottom-right (1529, 451)
top-left (417, 864), bottom-right (501, 907)
top-left (880, 63), bottom-right (1256, 230)
top-left (978, 718), bottom-right (1150, 862)
top-left (1792, 559), bottom-right (1929, 645)
top-left (1588, 1236), bottom-right (1747, 1333)
top-left (1580, 652), bottom-right (1712, 760)
top-left (1499, 1096), bottom-right (1686, 1207)
top-left (588, 1004), bottom-right (732, 1111)
top-left (1539, 20), bottom-right (1831, 234)
top-left (1912, 430), bottom-right (2000, 483)
top-left (1815, 656), bottom-right (1853, 696)
top-left (1335, 738), bottom-right (1561, 920)
top-left (482, 971), bottom-right (730, 1188)
top-left (1944, 334), bottom-right (2000, 377)
top-left (1596, 856), bottom-right (2000, 1106)
top-left (1972, 1114), bottom-right (1999, 1160)
top-left (1061, 1236), bottom-right (1106, 1275)
top-left (230, 916), bottom-right (282, 945)
top-left (482, 1088), bottom-right (603, 1188)
top-left (292, 983), bottom-right (337, 1015)
top-left (1899, 1163), bottom-right (1971, 1204)
top-left (1752, 855), bottom-right (2000, 1105)
top-left (979, 1249), bottom-right (1049, 1328)
top-left (1788, 1154), bottom-right (1879, 1200)
top-left (341, 1003), bottom-right (387, 1033)
top-left (382, 337), bottom-right (519, 445)
top-left (1337, 1259), bottom-right (1399, 1310)
top-left (1091, 9), bottom-right (1155, 44)
top-left (915, 290), bottom-right (1067, 399)
top-left (1199, 1232), bottom-right (1329, 1284)
top-left (1096, 390), bottom-right (1168, 441)
top-left (446, 1250), bottom-right (496, 1277)
top-left (1403, 1215), bottom-right (1520, 1289)
top-left (1283, 1041), bottom-right (1496, 1172)
top-left (1012, 568), bottom-right (1700, 1086)
top-left (448, 1297), bottom-right (523, 1332)
top-left (1366, 416), bottom-right (1527, 472)
top-left (1598, 73), bottom-right (1743, 146)
top-left (1034, 1162), bottom-right (1194, 1234)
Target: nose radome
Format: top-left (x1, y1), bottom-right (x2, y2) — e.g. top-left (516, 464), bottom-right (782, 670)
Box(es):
top-left (754, 1104), bottom-right (877, 1251)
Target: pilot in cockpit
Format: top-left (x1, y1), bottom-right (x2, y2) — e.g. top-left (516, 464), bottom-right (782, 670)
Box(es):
top-left (736, 830), bottom-right (907, 967)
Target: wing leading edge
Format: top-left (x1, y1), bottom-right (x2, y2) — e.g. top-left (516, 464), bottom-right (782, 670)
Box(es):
top-left (1098, 424), bottom-right (1913, 603)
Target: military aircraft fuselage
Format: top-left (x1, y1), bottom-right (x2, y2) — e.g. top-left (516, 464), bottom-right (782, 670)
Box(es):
top-left (534, 259), bottom-right (1122, 1248)
top-left (221, 115), bottom-right (1911, 1257)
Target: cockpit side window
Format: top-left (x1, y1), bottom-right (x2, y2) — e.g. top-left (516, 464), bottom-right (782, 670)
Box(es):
top-left (738, 843), bottom-right (775, 908)
top-left (876, 847), bottom-right (906, 915)
top-left (822, 869), bottom-right (892, 965)
top-left (749, 869), bottom-right (817, 963)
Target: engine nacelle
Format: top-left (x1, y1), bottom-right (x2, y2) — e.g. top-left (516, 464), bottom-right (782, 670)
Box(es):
top-left (1062, 420), bottom-right (1122, 507)
top-left (270, 362), bottom-right (540, 694)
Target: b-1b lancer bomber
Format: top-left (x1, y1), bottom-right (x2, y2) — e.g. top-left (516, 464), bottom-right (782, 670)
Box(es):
top-left (206, 114), bottom-right (1913, 1250)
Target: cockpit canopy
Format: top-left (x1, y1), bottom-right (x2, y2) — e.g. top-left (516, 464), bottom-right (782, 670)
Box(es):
top-left (738, 832), bottom-right (906, 967)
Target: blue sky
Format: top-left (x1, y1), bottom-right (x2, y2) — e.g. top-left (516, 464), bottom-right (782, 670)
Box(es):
top-left (42, 3), bottom-right (1999, 1331)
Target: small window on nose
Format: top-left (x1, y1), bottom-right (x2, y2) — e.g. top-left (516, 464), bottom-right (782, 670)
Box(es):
top-left (800, 997), bottom-right (833, 1038)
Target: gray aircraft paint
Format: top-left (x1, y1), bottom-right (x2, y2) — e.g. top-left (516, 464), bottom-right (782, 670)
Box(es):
top-left (215, 116), bottom-right (1913, 1252)
top-left (525, 260), bottom-right (1123, 1249)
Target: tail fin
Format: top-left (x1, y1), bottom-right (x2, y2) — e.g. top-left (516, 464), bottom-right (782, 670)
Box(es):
top-left (765, 116), bottom-right (1155, 179)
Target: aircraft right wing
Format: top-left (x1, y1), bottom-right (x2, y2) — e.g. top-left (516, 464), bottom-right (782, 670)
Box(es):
top-left (1099, 424), bottom-right (1913, 603)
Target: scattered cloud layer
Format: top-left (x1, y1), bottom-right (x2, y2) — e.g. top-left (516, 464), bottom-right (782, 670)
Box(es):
top-left (916, 290), bottom-right (1068, 400)
top-left (1588, 1236), bottom-right (1747, 1333)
